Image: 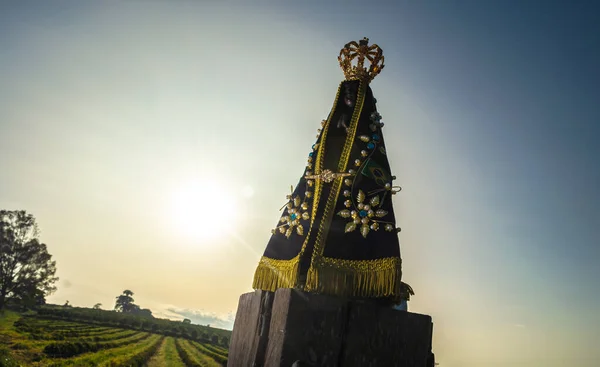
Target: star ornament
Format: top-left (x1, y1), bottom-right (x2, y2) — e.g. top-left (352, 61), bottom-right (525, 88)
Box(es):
top-left (273, 186), bottom-right (310, 238)
top-left (337, 189), bottom-right (388, 238)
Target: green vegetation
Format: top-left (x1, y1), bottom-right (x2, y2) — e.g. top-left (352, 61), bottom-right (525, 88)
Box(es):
top-left (0, 310), bottom-right (229, 366)
top-left (113, 290), bottom-right (153, 318)
top-left (199, 342), bottom-right (228, 357)
top-left (0, 311), bottom-right (22, 367)
top-left (36, 304), bottom-right (230, 344)
top-left (1, 210), bottom-right (232, 365)
top-left (189, 341), bottom-right (228, 364)
top-left (146, 337), bottom-right (186, 367)
top-left (0, 211), bottom-right (58, 311)
top-left (47, 334), bottom-right (163, 367)
top-left (175, 338), bottom-right (223, 367)
top-left (43, 332), bottom-right (151, 357)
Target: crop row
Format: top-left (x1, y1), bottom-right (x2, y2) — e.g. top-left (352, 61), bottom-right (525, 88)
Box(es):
top-left (102, 335), bottom-right (165, 367)
top-left (67, 329), bottom-right (139, 343)
top-left (8, 315), bottom-right (230, 366)
top-left (189, 341), bottom-right (228, 364)
top-left (43, 331), bottom-right (151, 358)
top-left (146, 337), bottom-right (186, 367)
top-left (197, 342), bottom-right (228, 357)
top-left (23, 329), bottom-right (143, 351)
top-left (174, 338), bottom-right (223, 367)
top-left (12, 317), bottom-right (146, 343)
top-left (26, 327), bottom-right (126, 341)
top-left (37, 307), bottom-right (231, 347)
top-left (71, 327), bottom-right (132, 337)
top-left (17, 317), bottom-right (97, 328)
top-left (47, 334), bottom-right (164, 367)
top-left (14, 318), bottom-right (108, 335)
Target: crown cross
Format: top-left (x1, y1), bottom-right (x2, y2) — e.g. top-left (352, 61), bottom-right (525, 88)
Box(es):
top-left (338, 37), bottom-right (385, 83)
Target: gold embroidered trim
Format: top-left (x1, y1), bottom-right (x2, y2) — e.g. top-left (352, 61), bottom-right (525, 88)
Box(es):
top-left (297, 82), bottom-right (342, 258)
top-left (306, 80), bottom-right (368, 293)
top-left (319, 256), bottom-right (400, 271)
top-left (305, 81), bottom-right (404, 298)
top-left (310, 256), bottom-right (402, 298)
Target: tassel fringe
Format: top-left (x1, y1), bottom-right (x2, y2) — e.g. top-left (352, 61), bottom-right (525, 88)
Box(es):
top-left (253, 255), bottom-right (406, 300)
top-left (252, 256), bottom-right (300, 292)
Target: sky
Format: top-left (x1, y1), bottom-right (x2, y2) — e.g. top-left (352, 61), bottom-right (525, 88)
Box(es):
top-left (1, 1), bottom-right (599, 366)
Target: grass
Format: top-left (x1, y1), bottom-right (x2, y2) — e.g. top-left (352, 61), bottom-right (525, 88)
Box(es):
top-left (0, 311), bottom-right (21, 335)
top-left (0, 311), bottom-right (22, 367)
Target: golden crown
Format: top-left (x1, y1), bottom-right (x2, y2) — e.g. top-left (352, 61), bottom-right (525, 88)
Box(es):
top-left (338, 37), bottom-right (385, 83)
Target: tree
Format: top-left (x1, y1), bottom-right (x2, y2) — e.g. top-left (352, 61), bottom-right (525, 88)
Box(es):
top-left (0, 210), bottom-right (58, 310)
top-left (179, 326), bottom-right (188, 337)
top-left (114, 290), bottom-right (136, 313)
top-left (211, 334), bottom-right (219, 344)
top-left (11, 282), bottom-right (46, 308)
top-left (221, 336), bottom-right (229, 347)
top-left (182, 318), bottom-right (191, 324)
top-left (135, 308), bottom-right (153, 318)
top-left (114, 290), bottom-right (153, 318)
top-left (93, 303), bottom-right (102, 310)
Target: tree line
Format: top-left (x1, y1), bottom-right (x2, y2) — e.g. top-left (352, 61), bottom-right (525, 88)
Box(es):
top-left (36, 305), bottom-right (229, 346)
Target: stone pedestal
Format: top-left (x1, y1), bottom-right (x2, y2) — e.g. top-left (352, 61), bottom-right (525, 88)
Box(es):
top-left (228, 289), bottom-right (435, 367)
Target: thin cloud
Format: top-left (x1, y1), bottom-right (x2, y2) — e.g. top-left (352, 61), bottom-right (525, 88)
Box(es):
top-left (154, 306), bottom-right (235, 330)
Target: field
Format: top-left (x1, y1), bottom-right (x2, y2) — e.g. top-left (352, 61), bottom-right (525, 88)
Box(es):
top-left (0, 311), bottom-right (229, 366)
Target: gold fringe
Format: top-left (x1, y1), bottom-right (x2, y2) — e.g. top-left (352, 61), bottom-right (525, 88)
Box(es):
top-left (306, 256), bottom-right (402, 298)
top-left (252, 255), bottom-right (300, 292)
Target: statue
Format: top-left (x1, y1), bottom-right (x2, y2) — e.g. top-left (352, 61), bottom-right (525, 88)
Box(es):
top-left (228, 38), bottom-right (435, 367)
top-left (252, 38), bottom-right (414, 306)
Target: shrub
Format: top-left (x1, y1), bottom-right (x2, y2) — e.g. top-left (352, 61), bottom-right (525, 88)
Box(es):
top-left (43, 341), bottom-right (99, 358)
top-left (10, 342), bottom-right (28, 350)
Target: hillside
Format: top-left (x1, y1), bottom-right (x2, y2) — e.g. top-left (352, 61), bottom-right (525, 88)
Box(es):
top-left (0, 307), bottom-right (231, 366)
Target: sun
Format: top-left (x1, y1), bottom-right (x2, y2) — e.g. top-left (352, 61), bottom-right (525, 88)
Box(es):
top-left (169, 180), bottom-right (238, 241)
